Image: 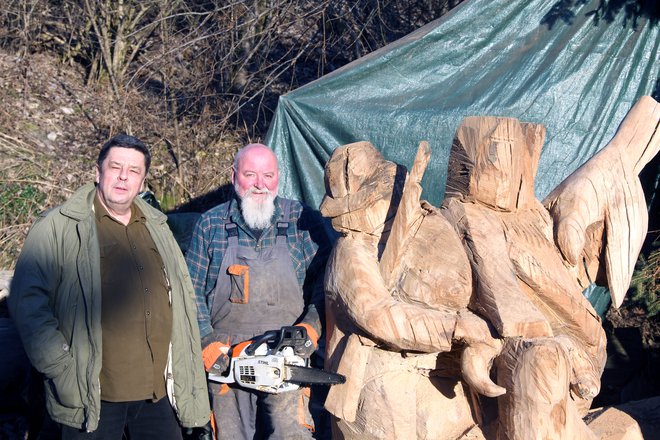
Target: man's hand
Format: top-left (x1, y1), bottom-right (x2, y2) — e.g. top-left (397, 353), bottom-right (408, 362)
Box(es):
top-left (293, 324), bottom-right (318, 358)
top-left (201, 334), bottom-right (230, 374)
top-left (295, 336), bottom-right (316, 358)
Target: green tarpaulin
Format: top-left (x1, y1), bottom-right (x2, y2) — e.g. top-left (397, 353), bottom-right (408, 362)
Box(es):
top-left (265, 0), bottom-right (659, 209)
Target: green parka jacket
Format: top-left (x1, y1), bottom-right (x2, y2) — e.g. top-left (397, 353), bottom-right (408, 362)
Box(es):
top-left (8, 183), bottom-right (210, 431)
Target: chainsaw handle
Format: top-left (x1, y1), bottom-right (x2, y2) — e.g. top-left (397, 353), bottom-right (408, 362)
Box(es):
top-left (244, 330), bottom-right (279, 356)
top-left (244, 326), bottom-right (309, 356)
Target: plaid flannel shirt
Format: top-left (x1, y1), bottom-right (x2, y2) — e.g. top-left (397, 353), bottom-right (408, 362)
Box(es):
top-left (186, 196), bottom-right (334, 339)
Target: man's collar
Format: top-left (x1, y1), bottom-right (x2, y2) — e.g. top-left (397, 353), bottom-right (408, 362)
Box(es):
top-left (93, 191), bottom-right (144, 224)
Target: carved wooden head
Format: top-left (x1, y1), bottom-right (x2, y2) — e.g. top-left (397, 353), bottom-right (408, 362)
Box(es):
top-left (445, 116), bottom-right (545, 211)
top-left (320, 141), bottom-right (404, 235)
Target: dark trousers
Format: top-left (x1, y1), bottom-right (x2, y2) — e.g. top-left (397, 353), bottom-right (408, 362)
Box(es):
top-left (61, 397), bottom-right (183, 440)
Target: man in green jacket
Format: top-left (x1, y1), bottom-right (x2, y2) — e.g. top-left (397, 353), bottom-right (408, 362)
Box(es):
top-left (8, 134), bottom-right (209, 439)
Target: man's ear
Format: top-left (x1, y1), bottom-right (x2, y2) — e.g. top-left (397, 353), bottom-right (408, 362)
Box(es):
top-left (95, 164), bottom-right (100, 184)
top-left (230, 167), bottom-right (236, 184)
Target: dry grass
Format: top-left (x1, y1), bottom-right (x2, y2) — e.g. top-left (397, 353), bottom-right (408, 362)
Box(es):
top-left (0, 52), bottom-right (246, 269)
top-left (0, 133), bottom-right (76, 268)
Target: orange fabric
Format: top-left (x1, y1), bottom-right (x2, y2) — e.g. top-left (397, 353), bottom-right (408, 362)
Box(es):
top-left (210, 411), bottom-right (217, 440)
top-left (227, 264), bottom-right (249, 303)
top-left (297, 387), bottom-right (315, 432)
top-left (295, 323), bottom-right (319, 348)
top-left (202, 341), bottom-right (229, 372)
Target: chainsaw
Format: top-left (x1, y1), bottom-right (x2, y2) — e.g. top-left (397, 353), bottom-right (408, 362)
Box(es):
top-left (208, 326), bottom-right (346, 394)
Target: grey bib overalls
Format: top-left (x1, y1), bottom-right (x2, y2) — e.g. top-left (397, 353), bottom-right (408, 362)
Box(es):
top-left (208, 200), bottom-right (313, 440)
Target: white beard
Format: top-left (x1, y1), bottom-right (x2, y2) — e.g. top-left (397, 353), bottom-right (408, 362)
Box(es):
top-left (237, 185), bottom-right (277, 230)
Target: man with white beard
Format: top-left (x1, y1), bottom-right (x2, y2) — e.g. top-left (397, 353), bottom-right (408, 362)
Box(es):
top-left (186, 143), bottom-right (333, 440)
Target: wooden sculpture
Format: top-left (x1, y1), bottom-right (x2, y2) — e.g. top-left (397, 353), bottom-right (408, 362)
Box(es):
top-left (320, 95), bottom-right (660, 439)
top-left (320, 140), bottom-right (503, 440)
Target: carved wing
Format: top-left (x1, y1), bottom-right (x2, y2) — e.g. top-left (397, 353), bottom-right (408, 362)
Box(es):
top-left (543, 95), bottom-right (660, 307)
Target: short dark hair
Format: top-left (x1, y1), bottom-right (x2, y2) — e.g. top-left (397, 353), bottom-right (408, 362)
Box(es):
top-left (97, 134), bottom-right (151, 172)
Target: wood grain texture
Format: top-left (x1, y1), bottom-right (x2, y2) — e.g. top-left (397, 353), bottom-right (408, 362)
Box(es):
top-left (319, 95), bottom-right (659, 440)
top-left (544, 96), bottom-right (660, 307)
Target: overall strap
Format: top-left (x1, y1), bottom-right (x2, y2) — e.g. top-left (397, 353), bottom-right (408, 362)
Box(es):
top-left (276, 221), bottom-right (289, 237)
top-left (225, 222), bottom-right (239, 246)
top-left (221, 199), bottom-right (239, 246)
top-left (276, 198), bottom-right (293, 239)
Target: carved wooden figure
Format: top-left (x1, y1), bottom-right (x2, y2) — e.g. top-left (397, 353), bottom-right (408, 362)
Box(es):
top-left (321, 95), bottom-right (659, 439)
top-left (321, 141), bottom-right (503, 439)
top-left (442, 95), bottom-right (658, 439)
top-left (442, 116), bottom-right (607, 440)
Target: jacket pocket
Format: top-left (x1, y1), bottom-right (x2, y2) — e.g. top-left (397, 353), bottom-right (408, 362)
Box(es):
top-left (46, 356), bottom-right (83, 409)
top-left (227, 264), bottom-right (249, 304)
